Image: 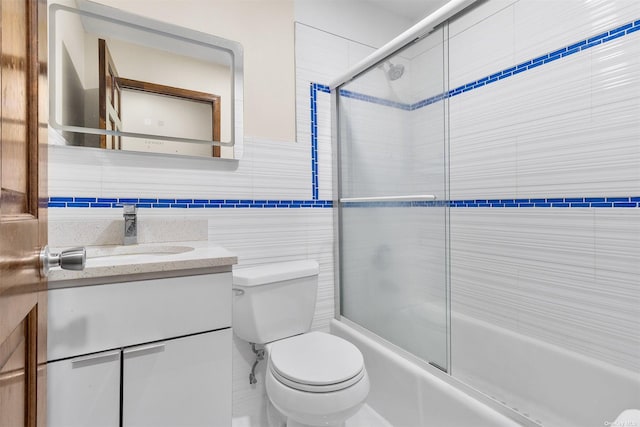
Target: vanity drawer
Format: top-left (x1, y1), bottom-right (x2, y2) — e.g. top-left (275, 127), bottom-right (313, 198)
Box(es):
top-left (48, 272), bottom-right (231, 361)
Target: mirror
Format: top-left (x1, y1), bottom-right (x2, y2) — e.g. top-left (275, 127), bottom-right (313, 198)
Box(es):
top-left (49, 0), bottom-right (244, 159)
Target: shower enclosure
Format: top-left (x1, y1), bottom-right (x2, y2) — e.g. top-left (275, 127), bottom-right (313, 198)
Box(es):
top-left (330, 0), bottom-right (640, 426)
top-left (334, 27), bottom-right (450, 372)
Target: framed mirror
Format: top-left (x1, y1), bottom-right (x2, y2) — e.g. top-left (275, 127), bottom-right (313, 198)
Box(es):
top-left (49, 0), bottom-right (244, 159)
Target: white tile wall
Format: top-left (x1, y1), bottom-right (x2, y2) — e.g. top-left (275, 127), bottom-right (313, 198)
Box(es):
top-left (451, 209), bottom-right (640, 370)
top-left (449, 4), bottom-right (516, 89)
top-left (449, 29), bottom-right (640, 199)
top-left (447, 1), bottom-right (640, 425)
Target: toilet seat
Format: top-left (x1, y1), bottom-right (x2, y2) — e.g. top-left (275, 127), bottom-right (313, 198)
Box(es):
top-left (270, 364), bottom-right (365, 393)
top-left (268, 331), bottom-right (365, 393)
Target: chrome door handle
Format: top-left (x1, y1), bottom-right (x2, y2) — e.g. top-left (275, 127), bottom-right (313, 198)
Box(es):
top-left (40, 245), bottom-right (86, 276)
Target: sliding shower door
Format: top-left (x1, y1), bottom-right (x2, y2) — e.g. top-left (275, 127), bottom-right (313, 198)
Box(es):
top-left (336, 28), bottom-right (448, 370)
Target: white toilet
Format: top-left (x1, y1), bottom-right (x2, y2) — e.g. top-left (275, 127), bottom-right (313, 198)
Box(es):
top-left (232, 260), bottom-right (370, 427)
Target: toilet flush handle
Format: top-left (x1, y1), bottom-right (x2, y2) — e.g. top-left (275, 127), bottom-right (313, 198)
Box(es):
top-left (232, 287), bottom-right (245, 296)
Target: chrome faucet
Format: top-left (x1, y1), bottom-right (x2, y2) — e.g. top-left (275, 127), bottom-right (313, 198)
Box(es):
top-left (123, 204), bottom-right (137, 245)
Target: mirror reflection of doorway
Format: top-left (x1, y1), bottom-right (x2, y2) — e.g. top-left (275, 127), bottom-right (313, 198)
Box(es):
top-left (98, 39), bottom-right (221, 157)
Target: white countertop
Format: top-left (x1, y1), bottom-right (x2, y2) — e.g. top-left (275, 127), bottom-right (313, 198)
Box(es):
top-left (48, 241), bottom-right (237, 287)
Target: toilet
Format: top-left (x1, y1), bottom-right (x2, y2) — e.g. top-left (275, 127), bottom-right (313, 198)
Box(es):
top-left (232, 260), bottom-right (369, 427)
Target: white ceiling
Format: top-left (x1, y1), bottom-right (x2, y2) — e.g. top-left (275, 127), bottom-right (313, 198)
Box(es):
top-left (365, 0), bottom-right (451, 24)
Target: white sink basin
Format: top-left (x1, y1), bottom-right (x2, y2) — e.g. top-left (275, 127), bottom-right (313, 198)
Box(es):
top-left (86, 244), bottom-right (195, 263)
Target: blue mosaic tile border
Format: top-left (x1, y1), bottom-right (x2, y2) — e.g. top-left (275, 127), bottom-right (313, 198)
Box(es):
top-left (339, 89), bottom-right (412, 111)
top-left (310, 83), bottom-right (331, 200)
top-left (337, 18), bottom-right (640, 111)
top-left (49, 196), bottom-right (639, 209)
top-left (340, 197), bottom-right (640, 208)
top-left (449, 196), bottom-right (640, 208)
top-left (48, 197), bottom-right (333, 209)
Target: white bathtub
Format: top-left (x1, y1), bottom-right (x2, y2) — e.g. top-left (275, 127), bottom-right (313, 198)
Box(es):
top-left (331, 319), bottom-right (526, 427)
top-left (332, 314), bottom-right (640, 427)
top-left (451, 312), bottom-right (640, 427)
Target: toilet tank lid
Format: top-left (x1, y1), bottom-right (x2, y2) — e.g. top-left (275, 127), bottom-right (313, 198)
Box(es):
top-left (233, 260), bottom-right (319, 287)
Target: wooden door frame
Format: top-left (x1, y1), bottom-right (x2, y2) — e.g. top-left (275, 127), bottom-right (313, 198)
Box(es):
top-left (115, 77), bottom-right (221, 157)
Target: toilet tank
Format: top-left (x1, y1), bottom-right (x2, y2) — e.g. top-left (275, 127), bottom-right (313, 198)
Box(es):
top-left (232, 260), bottom-right (319, 344)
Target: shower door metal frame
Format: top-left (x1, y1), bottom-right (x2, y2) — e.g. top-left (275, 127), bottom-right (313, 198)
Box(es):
top-left (329, 0), bottom-right (479, 349)
top-left (331, 59), bottom-right (452, 373)
top-left (330, 15), bottom-right (460, 376)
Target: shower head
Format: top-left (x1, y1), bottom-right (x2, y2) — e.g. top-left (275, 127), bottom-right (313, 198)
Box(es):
top-left (379, 60), bottom-right (405, 81)
top-left (386, 61), bottom-right (405, 81)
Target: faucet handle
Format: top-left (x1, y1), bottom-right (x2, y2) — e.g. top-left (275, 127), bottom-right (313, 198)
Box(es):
top-left (123, 204), bottom-right (137, 215)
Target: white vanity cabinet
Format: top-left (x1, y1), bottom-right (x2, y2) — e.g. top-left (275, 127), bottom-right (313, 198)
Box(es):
top-left (122, 330), bottom-right (231, 427)
top-left (48, 350), bottom-right (121, 427)
top-left (47, 272), bottom-right (232, 427)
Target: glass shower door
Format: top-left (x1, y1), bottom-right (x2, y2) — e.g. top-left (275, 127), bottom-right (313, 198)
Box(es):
top-left (337, 28), bottom-right (448, 370)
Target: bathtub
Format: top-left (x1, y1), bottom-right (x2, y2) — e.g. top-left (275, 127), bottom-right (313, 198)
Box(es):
top-left (451, 311), bottom-right (640, 427)
top-left (332, 314), bottom-right (640, 427)
top-left (331, 319), bottom-right (528, 427)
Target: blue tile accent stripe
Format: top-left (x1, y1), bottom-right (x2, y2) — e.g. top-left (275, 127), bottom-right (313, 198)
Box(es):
top-left (310, 83), bottom-right (319, 199)
top-left (339, 89), bottom-right (412, 110)
top-left (48, 197), bottom-right (333, 209)
top-left (337, 18), bottom-right (640, 111)
top-left (340, 197), bottom-right (640, 208)
top-left (448, 197), bottom-right (640, 208)
top-left (49, 196), bottom-right (639, 209)
top-left (310, 83), bottom-right (331, 200)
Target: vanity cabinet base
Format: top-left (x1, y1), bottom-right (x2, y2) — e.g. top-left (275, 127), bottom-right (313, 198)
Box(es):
top-left (123, 329), bottom-right (231, 427)
top-left (47, 273), bottom-right (232, 427)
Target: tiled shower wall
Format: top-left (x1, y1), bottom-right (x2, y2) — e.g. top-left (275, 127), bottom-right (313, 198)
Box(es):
top-left (328, 1), bottom-right (639, 425)
top-left (447, 1), bottom-right (640, 426)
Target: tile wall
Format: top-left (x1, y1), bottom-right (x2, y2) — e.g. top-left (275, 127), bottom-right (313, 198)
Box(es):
top-left (447, 1), bottom-right (640, 425)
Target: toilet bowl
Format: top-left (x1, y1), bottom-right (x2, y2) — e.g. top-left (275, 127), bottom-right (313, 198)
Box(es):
top-left (232, 260), bottom-right (370, 427)
top-left (265, 332), bottom-right (370, 427)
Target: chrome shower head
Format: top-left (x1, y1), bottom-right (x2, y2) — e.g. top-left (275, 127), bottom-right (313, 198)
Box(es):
top-left (387, 61), bottom-right (405, 81)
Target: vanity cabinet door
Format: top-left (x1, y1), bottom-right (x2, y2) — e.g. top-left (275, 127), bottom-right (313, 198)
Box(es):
top-left (47, 350), bottom-right (121, 427)
top-left (122, 329), bottom-right (231, 427)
